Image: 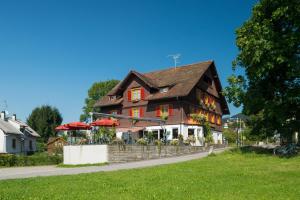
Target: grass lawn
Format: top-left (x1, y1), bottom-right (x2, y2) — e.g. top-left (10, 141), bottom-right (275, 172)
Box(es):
top-left (0, 149), bottom-right (299, 200)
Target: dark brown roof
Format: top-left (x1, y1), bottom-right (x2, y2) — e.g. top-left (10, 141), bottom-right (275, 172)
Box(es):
top-left (94, 96), bottom-right (123, 107)
top-left (95, 60), bottom-right (229, 114)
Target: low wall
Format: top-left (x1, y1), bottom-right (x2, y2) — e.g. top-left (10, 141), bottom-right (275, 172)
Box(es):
top-left (108, 144), bottom-right (226, 163)
top-left (64, 144), bottom-right (227, 164)
top-left (64, 145), bottom-right (108, 165)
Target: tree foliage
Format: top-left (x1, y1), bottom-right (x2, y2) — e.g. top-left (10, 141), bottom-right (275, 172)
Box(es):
top-left (80, 80), bottom-right (119, 122)
top-left (27, 105), bottom-right (63, 142)
top-left (223, 0), bottom-right (300, 141)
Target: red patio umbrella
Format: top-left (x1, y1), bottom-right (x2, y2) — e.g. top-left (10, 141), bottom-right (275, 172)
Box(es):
top-left (55, 124), bottom-right (70, 131)
top-left (65, 122), bottom-right (91, 130)
top-left (90, 118), bottom-right (119, 127)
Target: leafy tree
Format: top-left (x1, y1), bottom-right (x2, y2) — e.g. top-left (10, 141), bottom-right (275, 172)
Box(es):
top-left (223, 0), bottom-right (300, 142)
top-left (27, 105), bottom-right (63, 142)
top-left (80, 80), bottom-right (119, 122)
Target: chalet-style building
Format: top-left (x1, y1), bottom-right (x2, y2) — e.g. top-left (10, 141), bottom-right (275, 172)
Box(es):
top-left (94, 61), bottom-right (229, 145)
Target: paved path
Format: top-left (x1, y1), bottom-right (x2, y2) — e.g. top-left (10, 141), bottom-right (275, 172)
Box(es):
top-left (0, 148), bottom-right (227, 181)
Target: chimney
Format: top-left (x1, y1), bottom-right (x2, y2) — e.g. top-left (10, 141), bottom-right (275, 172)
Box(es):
top-left (12, 114), bottom-right (17, 121)
top-left (0, 111), bottom-right (5, 120)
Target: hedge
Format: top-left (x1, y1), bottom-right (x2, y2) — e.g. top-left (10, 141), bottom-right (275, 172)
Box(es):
top-left (0, 153), bottom-right (63, 167)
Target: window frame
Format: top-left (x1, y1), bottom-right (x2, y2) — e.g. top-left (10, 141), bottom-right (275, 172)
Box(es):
top-left (131, 88), bottom-right (141, 101)
top-left (132, 107), bottom-right (140, 118)
top-left (172, 128), bottom-right (179, 139)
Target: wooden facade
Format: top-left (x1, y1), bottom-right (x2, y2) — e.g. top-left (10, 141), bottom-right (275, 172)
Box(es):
top-left (95, 61), bottom-right (229, 133)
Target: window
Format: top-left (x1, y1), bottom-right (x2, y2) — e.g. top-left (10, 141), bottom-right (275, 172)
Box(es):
top-left (132, 108), bottom-right (140, 118)
top-left (29, 140), bottom-right (33, 150)
top-left (12, 138), bottom-right (16, 149)
top-left (159, 87), bottom-right (169, 93)
top-left (172, 128), bottom-right (178, 139)
top-left (188, 129), bottom-right (194, 136)
top-left (156, 104), bottom-right (173, 117)
top-left (161, 105), bottom-right (169, 116)
top-left (132, 89), bottom-right (141, 101)
top-left (111, 110), bottom-right (119, 115)
top-left (109, 96), bottom-right (116, 100)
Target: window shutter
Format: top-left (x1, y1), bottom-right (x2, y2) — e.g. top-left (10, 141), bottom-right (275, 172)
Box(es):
top-left (141, 88), bottom-right (145, 100)
top-left (140, 107), bottom-right (144, 117)
top-left (168, 104), bottom-right (173, 116)
top-left (156, 106), bottom-right (161, 117)
top-left (128, 90), bottom-right (131, 101)
top-left (129, 108), bottom-right (132, 117)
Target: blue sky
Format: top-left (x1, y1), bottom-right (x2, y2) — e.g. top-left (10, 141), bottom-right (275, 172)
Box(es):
top-left (0, 0), bottom-right (257, 123)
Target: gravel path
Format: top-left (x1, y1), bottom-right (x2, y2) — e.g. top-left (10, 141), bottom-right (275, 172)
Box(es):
top-left (0, 148), bottom-right (227, 181)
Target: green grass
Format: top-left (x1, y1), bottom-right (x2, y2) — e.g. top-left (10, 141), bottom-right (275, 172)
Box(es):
top-left (56, 162), bottom-right (108, 168)
top-left (0, 149), bottom-right (299, 200)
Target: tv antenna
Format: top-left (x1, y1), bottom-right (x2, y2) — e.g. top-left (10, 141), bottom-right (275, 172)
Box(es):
top-left (1, 100), bottom-right (8, 114)
top-left (168, 54), bottom-right (181, 68)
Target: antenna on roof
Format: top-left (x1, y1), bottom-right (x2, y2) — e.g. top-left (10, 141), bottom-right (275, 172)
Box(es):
top-left (1, 100), bottom-right (9, 115)
top-left (168, 54), bottom-right (181, 69)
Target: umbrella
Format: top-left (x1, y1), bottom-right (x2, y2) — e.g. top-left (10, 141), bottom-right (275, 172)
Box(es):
top-left (55, 125), bottom-right (70, 131)
top-left (65, 122), bottom-right (91, 130)
top-left (90, 118), bottom-right (119, 127)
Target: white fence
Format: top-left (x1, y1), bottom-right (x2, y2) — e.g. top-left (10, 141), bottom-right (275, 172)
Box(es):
top-left (63, 145), bottom-right (108, 165)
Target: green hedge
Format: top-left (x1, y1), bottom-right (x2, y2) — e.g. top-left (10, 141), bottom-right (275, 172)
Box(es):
top-left (0, 153), bottom-right (63, 167)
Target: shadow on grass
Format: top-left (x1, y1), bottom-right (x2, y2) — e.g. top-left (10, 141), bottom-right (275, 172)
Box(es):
top-left (229, 145), bottom-right (299, 158)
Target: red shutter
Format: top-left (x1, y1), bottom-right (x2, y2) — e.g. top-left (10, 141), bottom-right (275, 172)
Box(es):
top-left (140, 107), bottom-right (144, 117)
top-left (141, 88), bottom-right (145, 100)
top-left (156, 106), bottom-right (161, 117)
top-left (128, 90), bottom-right (131, 101)
top-left (129, 108), bottom-right (132, 117)
top-left (168, 104), bottom-right (173, 116)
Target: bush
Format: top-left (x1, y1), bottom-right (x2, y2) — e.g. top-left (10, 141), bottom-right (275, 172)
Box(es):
top-left (137, 138), bottom-right (147, 146)
top-left (0, 153), bottom-right (63, 167)
top-left (170, 139), bottom-right (179, 146)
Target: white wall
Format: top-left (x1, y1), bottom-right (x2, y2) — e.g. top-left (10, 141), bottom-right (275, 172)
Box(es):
top-left (212, 131), bottom-right (223, 144)
top-left (145, 124), bottom-right (204, 146)
top-left (5, 134), bottom-right (22, 154)
top-left (0, 130), bottom-right (5, 153)
top-left (64, 145), bottom-right (108, 165)
top-left (24, 136), bottom-right (37, 152)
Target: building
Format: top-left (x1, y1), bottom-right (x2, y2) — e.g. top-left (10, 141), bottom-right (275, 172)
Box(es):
top-left (0, 112), bottom-right (40, 154)
top-left (94, 61), bottom-right (229, 145)
top-left (47, 137), bottom-right (68, 155)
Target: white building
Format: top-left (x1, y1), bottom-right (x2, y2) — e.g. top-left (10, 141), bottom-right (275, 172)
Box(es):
top-left (0, 112), bottom-right (40, 154)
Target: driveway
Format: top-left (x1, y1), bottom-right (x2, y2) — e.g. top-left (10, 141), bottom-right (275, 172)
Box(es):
top-left (0, 148), bottom-right (227, 181)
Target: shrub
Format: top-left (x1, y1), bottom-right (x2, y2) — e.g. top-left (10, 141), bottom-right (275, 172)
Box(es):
top-left (0, 153), bottom-right (63, 167)
top-left (170, 139), bottom-right (179, 146)
top-left (137, 138), bottom-right (147, 146)
top-left (154, 140), bottom-right (162, 146)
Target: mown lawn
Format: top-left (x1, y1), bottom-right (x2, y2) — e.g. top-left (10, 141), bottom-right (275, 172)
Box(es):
top-left (0, 149), bottom-right (299, 200)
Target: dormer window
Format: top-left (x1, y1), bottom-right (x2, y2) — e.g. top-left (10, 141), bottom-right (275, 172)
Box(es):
top-left (159, 87), bottom-right (169, 93)
top-left (109, 96), bottom-right (116, 100)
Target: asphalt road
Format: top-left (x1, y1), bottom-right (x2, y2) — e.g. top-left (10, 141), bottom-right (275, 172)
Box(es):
top-left (0, 148), bottom-right (227, 181)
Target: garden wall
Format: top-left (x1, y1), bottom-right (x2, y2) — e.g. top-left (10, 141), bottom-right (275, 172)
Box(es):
top-left (63, 145), bottom-right (108, 165)
top-left (63, 144), bottom-right (227, 164)
top-left (108, 144), bottom-right (227, 163)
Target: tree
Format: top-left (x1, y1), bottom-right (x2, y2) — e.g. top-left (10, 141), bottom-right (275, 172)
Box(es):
top-left (27, 105), bottom-right (63, 142)
top-left (223, 0), bottom-right (300, 142)
top-left (80, 80), bottom-right (119, 122)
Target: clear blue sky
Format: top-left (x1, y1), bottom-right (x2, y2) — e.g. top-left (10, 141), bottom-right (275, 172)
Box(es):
top-left (0, 0), bottom-right (257, 123)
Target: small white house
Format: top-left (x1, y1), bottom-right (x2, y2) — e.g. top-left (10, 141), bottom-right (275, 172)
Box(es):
top-left (0, 112), bottom-right (40, 154)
